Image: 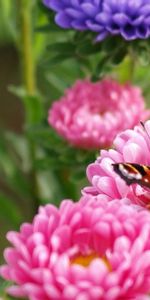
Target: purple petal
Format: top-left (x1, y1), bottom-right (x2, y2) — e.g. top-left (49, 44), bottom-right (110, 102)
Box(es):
top-left (121, 24), bottom-right (136, 40)
top-left (81, 3), bottom-right (98, 17)
top-left (112, 13), bottom-right (129, 26)
top-left (55, 11), bottom-right (73, 28)
top-left (136, 25), bottom-right (150, 38)
top-left (95, 31), bottom-right (108, 41)
top-left (65, 8), bottom-right (84, 19)
top-left (86, 20), bottom-right (104, 32)
top-left (132, 16), bottom-right (145, 26)
top-left (43, 0), bottom-right (64, 12)
top-left (96, 13), bottom-right (112, 26)
top-left (72, 20), bottom-right (87, 30)
top-left (140, 5), bottom-right (150, 16)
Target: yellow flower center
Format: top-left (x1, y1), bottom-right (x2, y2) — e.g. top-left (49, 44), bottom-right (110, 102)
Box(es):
top-left (71, 253), bottom-right (98, 267)
top-left (71, 253), bottom-right (111, 270)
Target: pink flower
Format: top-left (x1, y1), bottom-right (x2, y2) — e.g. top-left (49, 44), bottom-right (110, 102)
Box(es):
top-left (1, 196), bottom-right (150, 299)
top-left (84, 120), bottom-right (150, 208)
top-left (48, 78), bottom-right (150, 149)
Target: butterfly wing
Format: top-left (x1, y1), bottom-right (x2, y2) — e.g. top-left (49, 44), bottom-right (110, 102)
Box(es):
top-left (112, 163), bottom-right (150, 188)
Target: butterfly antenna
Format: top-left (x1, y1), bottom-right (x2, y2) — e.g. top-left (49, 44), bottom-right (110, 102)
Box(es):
top-left (140, 121), bottom-right (150, 140)
top-left (140, 121), bottom-right (144, 128)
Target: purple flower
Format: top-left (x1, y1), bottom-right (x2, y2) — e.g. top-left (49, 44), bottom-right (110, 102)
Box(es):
top-left (43, 0), bottom-right (150, 41)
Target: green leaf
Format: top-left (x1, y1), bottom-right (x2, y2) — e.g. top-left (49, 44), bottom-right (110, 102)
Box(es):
top-left (0, 279), bottom-right (11, 299)
top-left (0, 278), bottom-right (26, 299)
top-left (70, 168), bottom-right (86, 182)
top-left (27, 126), bottom-right (65, 150)
top-left (47, 42), bottom-right (75, 54)
top-left (77, 40), bottom-right (101, 56)
top-left (9, 86), bottom-right (44, 125)
top-left (35, 23), bottom-right (64, 32)
top-left (41, 53), bottom-right (73, 67)
top-left (0, 134), bottom-right (31, 198)
top-left (111, 46), bottom-right (127, 65)
top-left (4, 132), bottom-right (30, 173)
top-left (0, 0), bottom-right (17, 44)
top-left (91, 55), bottom-right (111, 81)
top-left (0, 193), bottom-right (23, 227)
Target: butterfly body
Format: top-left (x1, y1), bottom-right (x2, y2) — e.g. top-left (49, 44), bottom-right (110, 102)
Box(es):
top-left (112, 163), bottom-right (150, 189)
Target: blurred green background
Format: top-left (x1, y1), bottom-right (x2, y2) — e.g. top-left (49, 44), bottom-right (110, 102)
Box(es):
top-left (1, 0), bottom-right (150, 272)
top-left (0, 0), bottom-right (90, 264)
top-left (0, 1), bottom-right (22, 260)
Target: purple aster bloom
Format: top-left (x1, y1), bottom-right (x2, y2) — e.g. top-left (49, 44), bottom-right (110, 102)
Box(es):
top-left (43, 0), bottom-right (150, 41)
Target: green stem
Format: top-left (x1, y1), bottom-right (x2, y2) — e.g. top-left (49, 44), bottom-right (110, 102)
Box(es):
top-left (19, 0), bottom-right (40, 214)
top-left (127, 48), bottom-right (135, 81)
top-left (19, 0), bottom-right (36, 95)
top-left (117, 52), bottom-right (135, 84)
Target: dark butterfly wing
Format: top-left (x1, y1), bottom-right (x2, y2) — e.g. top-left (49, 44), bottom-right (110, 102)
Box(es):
top-left (112, 163), bottom-right (150, 188)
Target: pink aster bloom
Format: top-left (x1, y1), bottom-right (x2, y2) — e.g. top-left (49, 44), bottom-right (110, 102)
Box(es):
top-left (48, 78), bottom-right (150, 149)
top-left (1, 196), bottom-right (150, 300)
top-left (84, 120), bottom-right (150, 208)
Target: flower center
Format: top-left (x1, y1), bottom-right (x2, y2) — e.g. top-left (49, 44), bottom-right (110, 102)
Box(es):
top-left (71, 253), bottom-right (98, 267)
top-left (71, 253), bottom-right (111, 270)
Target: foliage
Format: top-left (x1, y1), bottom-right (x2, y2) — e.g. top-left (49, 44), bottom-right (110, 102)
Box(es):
top-left (1, 0), bottom-right (150, 298)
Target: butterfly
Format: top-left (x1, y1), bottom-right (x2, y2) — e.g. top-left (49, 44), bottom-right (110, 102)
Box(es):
top-left (112, 122), bottom-right (150, 189)
top-left (112, 162), bottom-right (150, 188)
